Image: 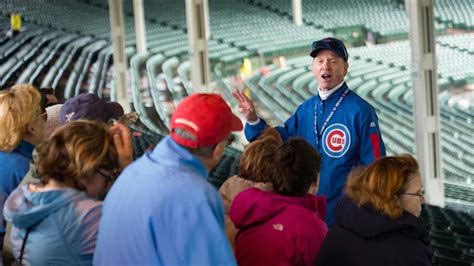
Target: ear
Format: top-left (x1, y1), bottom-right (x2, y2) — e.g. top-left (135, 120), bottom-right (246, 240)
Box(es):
top-left (26, 124), bottom-right (38, 137)
top-left (344, 62), bottom-right (349, 76)
top-left (212, 141), bottom-right (226, 162)
top-left (308, 173), bottom-right (320, 195)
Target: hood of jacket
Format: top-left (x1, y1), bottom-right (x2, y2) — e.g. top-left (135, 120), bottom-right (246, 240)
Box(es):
top-left (4, 184), bottom-right (91, 229)
top-left (334, 196), bottom-right (426, 240)
top-left (230, 188), bottom-right (326, 229)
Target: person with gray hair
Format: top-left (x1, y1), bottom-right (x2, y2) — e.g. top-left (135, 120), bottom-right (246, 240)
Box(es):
top-left (94, 93), bottom-right (242, 265)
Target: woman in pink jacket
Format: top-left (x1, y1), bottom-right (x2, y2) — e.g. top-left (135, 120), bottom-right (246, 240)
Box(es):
top-left (230, 137), bottom-right (328, 266)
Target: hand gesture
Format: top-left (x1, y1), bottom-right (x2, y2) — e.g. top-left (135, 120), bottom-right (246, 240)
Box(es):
top-left (109, 122), bottom-right (133, 170)
top-left (232, 89), bottom-right (258, 122)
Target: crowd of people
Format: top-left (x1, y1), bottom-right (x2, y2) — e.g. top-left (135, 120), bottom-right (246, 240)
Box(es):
top-left (0, 37), bottom-right (431, 265)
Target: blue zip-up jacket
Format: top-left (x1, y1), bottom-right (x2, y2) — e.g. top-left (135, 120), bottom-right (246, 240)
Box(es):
top-left (4, 185), bottom-right (102, 265)
top-left (245, 83), bottom-right (385, 225)
top-left (0, 140), bottom-right (35, 236)
top-left (94, 136), bottom-right (236, 266)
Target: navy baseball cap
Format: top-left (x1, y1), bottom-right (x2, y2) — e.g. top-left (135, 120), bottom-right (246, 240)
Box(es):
top-left (310, 37), bottom-right (348, 62)
top-left (60, 93), bottom-right (124, 124)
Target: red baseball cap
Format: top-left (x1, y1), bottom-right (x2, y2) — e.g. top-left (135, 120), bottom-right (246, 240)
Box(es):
top-left (170, 93), bottom-right (243, 148)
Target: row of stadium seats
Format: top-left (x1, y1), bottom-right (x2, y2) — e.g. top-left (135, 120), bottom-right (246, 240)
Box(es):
top-left (0, 0), bottom-right (250, 66)
top-left (84, 0), bottom-right (328, 57)
top-left (248, 0), bottom-right (473, 39)
top-left (421, 204), bottom-right (474, 265)
top-left (435, 0), bottom-right (474, 30)
top-left (251, 0), bottom-right (412, 38)
top-left (0, 16), bottom-right (243, 188)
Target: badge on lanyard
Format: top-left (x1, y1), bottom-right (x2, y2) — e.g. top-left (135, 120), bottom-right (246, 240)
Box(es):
top-left (314, 88), bottom-right (349, 147)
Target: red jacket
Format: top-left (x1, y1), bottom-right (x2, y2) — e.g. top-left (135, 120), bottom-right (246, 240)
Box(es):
top-left (230, 188), bottom-right (328, 266)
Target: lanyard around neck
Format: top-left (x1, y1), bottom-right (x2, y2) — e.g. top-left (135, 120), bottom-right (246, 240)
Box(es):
top-left (314, 88), bottom-right (349, 145)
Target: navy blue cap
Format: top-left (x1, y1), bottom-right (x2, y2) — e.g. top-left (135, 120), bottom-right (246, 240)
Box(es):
top-left (310, 37), bottom-right (348, 62)
top-left (60, 93), bottom-right (124, 124)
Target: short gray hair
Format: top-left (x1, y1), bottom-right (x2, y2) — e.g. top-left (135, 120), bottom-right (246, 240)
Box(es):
top-left (173, 128), bottom-right (215, 157)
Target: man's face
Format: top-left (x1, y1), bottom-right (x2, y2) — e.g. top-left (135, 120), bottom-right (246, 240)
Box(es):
top-left (312, 50), bottom-right (348, 91)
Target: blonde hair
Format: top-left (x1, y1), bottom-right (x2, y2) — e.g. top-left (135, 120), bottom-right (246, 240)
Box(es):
top-left (0, 84), bottom-right (42, 151)
top-left (345, 154), bottom-right (420, 219)
top-left (36, 120), bottom-right (118, 189)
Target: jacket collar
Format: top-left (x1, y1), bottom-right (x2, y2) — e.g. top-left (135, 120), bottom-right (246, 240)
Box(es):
top-left (7, 186), bottom-right (89, 229)
top-left (148, 136), bottom-right (209, 179)
top-left (322, 82), bottom-right (348, 102)
top-left (14, 140), bottom-right (35, 160)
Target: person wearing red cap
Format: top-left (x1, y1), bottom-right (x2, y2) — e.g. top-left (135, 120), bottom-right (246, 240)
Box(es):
top-left (94, 93), bottom-right (242, 265)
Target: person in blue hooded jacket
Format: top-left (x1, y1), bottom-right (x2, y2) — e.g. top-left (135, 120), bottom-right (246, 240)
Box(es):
top-left (0, 84), bottom-right (46, 254)
top-left (233, 37), bottom-right (386, 225)
top-left (3, 120), bottom-right (131, 265)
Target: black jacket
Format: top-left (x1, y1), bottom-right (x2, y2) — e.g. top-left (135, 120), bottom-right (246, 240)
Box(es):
top-left (315, 196), bottom-right (432, 266)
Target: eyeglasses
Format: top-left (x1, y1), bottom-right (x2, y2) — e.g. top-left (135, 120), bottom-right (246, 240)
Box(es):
top-left (96, 169), bottom-right (118, 183)
top-left (401, 190), bottom-right (425, 199)
top-left (311, 38), bottom-right (348, 61)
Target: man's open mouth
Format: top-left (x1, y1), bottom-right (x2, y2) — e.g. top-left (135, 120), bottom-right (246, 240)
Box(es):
top-left (322, 74), bottom-right (332, 80)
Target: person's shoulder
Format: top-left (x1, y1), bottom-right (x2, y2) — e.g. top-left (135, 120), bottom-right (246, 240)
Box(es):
top-left (162, 172), bottom-right (221, 205)
top-left (0, 152), bottom-right (31, 180)
top-left (219, 176), bottom-right (260, 197)
top-left (0, 150), bottom-right (29, 164)
top-left (302, 95), bottom-right (318, 106)
top-left (380, 233), bottom-right (431, 265)
top-left (67, 193), bottom-right (102, 221)
top-left (189, 176), bottom-right (222, 200)
top-left (75, 196), bottom-right (102, 212)
top-left (347, 90), bottom-right (373, 106)
top-left (283, 203), bottom-right (327, 226)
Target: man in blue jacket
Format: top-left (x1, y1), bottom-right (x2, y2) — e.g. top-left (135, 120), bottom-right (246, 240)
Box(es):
top-left (94, 93), bottom-right (242, 265)
top-left (233, 37), bottom-right (386, 225)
